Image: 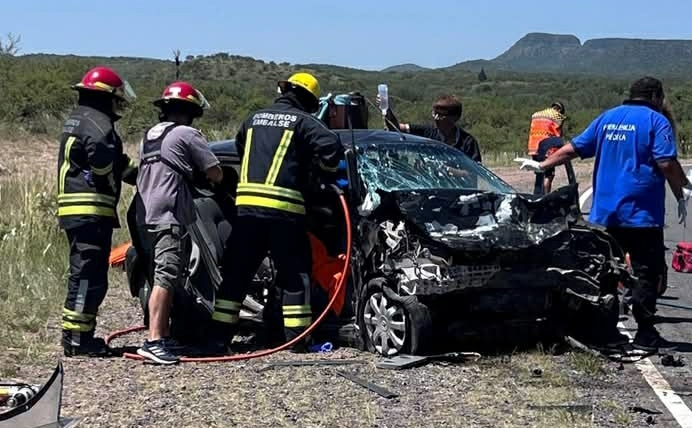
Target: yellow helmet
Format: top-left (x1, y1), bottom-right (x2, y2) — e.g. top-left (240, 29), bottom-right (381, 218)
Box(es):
top-left (279, 72), bottom-right (321, 101)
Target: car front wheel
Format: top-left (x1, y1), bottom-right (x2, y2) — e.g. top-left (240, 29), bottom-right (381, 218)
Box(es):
top-left (360, 278), bottom-right (432, 357)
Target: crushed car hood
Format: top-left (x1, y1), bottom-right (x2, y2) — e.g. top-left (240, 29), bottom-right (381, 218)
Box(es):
top-left (382, 184), bottom-right (582, 254)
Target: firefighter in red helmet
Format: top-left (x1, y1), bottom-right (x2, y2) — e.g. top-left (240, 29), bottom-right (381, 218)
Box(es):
top-left (57, 66), bottom-right (138, 357)
top-left (133, 81), bottom-right (223, 364)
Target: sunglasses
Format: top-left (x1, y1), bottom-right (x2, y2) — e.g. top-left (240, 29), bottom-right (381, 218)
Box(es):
top-left (432, 111), bottom-right (449, 120)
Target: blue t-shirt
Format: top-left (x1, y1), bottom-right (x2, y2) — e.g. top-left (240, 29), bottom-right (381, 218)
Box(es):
top-left (571, 101), bottom-right (677, 228)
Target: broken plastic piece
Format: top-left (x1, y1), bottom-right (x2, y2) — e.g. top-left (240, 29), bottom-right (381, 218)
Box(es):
top-left (336, 370), bottom-right (399, 399)
top-left (357, 189), bottom-right (381, 216)
top-left (308, 342), bottom-right (333, 353)
top-left (628, 406), bottom-right (663, 415)
top-left (376, 355), bottom-right (428, 370)
top-left (527, 404), bottom-right (593, 413)
top-left (255, 359), bottom-right (364, 373)
top-left (660, 353), bottom-right (685, 367)
top-left (376, 352), bottom-right (481, 370)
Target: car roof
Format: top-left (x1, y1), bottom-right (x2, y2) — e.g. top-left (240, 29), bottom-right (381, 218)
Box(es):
top-left (208, 129), bottom-right (445, 156)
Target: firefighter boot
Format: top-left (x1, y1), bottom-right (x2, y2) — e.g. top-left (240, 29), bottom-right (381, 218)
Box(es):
top-left (201, 323), bottom-right (237, 356)
top-left (282, 289), bottom-right (314, 353)
top-left (62, 330), bottom-right (116, 357)
top-left (205, 299), bottom-right (242, 355)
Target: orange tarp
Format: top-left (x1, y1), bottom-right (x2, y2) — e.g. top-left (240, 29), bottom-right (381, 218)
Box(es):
top-left (308, 232), bottom-right (348, 316)
top-left (109, 242), bottom-right (131, 268)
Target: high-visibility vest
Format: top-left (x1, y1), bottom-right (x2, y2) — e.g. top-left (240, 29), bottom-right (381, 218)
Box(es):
top-left (527, 108), bottom-right (566, 155)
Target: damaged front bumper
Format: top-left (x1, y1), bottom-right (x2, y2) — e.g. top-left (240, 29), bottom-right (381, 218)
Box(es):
top-left (354, 184), bottom-right (633, 352)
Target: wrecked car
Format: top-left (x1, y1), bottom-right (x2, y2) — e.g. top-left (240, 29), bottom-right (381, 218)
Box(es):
top-left (121, 129), bottom-right (633, 357)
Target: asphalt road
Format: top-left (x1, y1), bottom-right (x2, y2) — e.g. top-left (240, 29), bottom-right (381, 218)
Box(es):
top-left (580, 173), bottom-right (692, 427)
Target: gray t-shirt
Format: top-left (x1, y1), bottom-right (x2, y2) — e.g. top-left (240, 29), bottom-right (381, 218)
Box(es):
top-left (135, 122), bottom-right (219, 226)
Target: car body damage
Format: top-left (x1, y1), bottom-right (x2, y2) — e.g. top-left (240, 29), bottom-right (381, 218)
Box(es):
top-left (121, 129), bottom-right (634, 357)
top-left (350, 136), bottom-right (633, 353)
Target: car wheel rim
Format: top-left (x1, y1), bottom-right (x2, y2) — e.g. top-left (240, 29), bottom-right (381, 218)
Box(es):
top-left (363, 292), bottom-right (407, 356)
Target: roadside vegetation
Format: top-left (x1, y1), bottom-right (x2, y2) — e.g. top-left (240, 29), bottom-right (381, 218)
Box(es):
top-left (2, 49), bottom-right (692, 161)
top-left (0, 40), bottom-right (678, 426)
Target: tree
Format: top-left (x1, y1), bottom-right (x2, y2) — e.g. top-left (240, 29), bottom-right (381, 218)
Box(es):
top-left (0, 33), bottom-right (21, 56)
top-left (478, 67), bottom-right (488, 82)
top-left (173, 49), bottom-right (181, 79)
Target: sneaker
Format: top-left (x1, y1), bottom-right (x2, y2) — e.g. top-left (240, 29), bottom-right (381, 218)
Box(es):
top-left (137, 338), bottom-right (180, 365)
top-left (163, 337), bottom-right (188, 355)
top-left (632, 328), bottom-right (677, 353)
top-left (63, 337), bottom-right (116, 358)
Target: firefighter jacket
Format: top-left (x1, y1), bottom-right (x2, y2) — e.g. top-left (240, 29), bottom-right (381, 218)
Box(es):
top-left (57, 105), bottom-right (137, 229)
top-left (234, 95), bottom-right (345, 218)
top-left (527, 107), bottom-right (566, 155)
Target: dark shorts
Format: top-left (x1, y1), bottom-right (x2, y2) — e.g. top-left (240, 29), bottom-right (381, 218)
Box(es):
top-left (144, 225), bottom-right (191, 291)
top-left (533, 137), bottom-right (564, 179)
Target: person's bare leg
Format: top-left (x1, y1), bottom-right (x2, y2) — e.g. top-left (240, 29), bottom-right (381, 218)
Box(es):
top-left (148, 285), bottom-right (173, 340)
top-left (544, 177), bottom-right (553, 194)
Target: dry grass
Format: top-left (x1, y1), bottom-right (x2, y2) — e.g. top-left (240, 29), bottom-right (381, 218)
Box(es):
top-left (1, 138), bottom-right (657, 427)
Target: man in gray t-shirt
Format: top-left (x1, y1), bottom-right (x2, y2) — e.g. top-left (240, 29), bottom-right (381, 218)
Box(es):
top-left (134, 81), bottom-right (223, 365)
top-left (135, 124), bottom-right (220, 226)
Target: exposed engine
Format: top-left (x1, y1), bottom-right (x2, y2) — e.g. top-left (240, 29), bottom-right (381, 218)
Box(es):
top-left (374, 220), bottom-right (502, 297)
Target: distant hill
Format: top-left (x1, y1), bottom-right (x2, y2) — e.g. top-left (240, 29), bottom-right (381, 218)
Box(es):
top-left (381, 63), bottom-right (430, 72)
top-left (4, 33), bottom-right (692, 155)
top-left (449, 32), bottom-right (692, 78)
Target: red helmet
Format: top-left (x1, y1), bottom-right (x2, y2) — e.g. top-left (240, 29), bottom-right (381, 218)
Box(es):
top-left (153, 81), bottom-right (210, 115)
top-left (71, 66), bottom-right (136, 103)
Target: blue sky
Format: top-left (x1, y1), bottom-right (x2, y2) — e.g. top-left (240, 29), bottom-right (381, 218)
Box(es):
top-left (2, 0), bottom-right (691, 70)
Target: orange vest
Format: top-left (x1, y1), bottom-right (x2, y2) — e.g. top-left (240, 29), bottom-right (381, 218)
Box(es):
top-left (527, 108), bottom-right (566, 155)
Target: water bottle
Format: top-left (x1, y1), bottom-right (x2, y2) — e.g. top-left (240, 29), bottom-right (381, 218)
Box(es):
top-left (377, 84), bottom-right (389, 115)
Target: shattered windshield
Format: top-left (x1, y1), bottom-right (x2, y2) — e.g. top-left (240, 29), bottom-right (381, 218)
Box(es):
top-left (356, 141), bottom-right (516, 194)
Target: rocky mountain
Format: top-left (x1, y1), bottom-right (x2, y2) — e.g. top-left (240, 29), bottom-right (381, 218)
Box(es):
top-left (384, 33), bottom-right (692, 78)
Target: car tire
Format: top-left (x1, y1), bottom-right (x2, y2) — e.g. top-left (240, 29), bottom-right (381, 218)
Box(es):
top-left (359, 277), bottom-right (432, 357)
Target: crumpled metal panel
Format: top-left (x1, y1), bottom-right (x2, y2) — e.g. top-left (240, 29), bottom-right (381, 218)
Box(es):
top-left (389, 184), bottom-right (581, 255)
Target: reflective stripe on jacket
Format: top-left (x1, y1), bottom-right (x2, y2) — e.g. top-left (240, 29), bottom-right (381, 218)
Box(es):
top-left (57, 105), bottom-right (137, 229)
top-left (235, 96), bottom-right (344, 216)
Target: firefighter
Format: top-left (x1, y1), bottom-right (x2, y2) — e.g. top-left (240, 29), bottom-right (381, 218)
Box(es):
top-left (57, 66), bottom-right (138, 357)
top-left (134, 81), bottom-right (222, 364)
top-left (211, 72), bottom-right (345, 352)
top-left (526, 101), bottom-right (567, 193)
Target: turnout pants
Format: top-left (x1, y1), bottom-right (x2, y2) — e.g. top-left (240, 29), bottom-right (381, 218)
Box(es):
top-left (62, 221), bottom-right (113, 348)
top-left (607, 227), bottom-right (665, 330)
top-left (213, 215), bottom-right (313, 342)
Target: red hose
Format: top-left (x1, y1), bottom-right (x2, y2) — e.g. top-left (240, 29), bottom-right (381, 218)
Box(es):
top-left (106, 192), bottom-right (353, 363)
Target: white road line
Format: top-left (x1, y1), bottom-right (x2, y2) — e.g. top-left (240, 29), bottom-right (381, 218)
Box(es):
top-left (578, 188), bottom-right (692, 427)
top-left (617, 322), bottom-right (692, 428)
